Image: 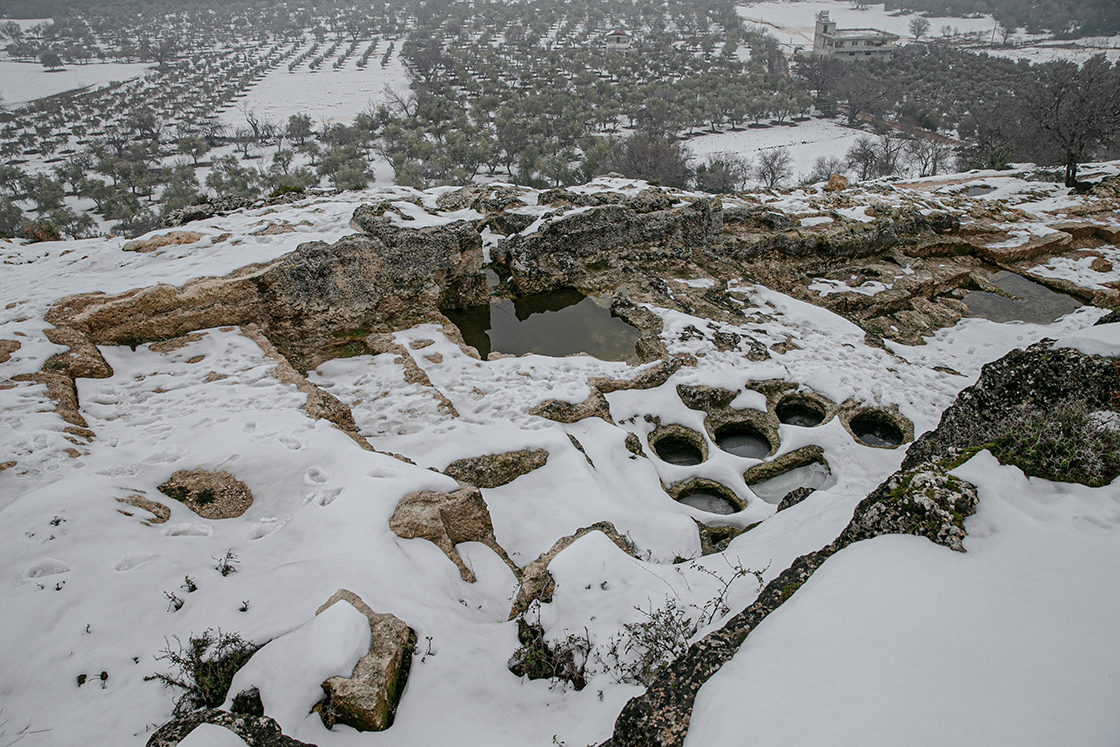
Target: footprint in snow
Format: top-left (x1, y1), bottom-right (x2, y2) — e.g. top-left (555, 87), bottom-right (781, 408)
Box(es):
top-left (243, 421), bottom-right (257, 433)
top-left (304, 466), bottom-right (329, 484)
top-left (306, 487), bottom-right (343, 506)
top-left (279, 435), bottom-right (303, 451)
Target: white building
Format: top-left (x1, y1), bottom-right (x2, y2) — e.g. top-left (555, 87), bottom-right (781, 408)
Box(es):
top-left (813, 12), bottom-right (898, 60)
top-left (605, 29), bottom-right (633, 52)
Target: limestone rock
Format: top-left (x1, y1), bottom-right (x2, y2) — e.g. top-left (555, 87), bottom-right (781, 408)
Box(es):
top-left (839, 465), bottom-right (978, 552)
top-left (42, 326), bottom-right (113, 379)
top-left (162, 196), bottom-right (252, 227)
top-left (316, 590), bottom-right (415, 732)
top-left (624, 433), bottom-right (645, 458)
top-left (123, 231), bottom-right (203, 253)
top-left (529, 389), bottom-right (613, 424)
top-left (146, 708), bottom-right (312, 747)
top-left (158, 469), bottom-right (253, 519)
top-left (902, 341), bottom-right (1120, 470)
top-left (823, 173), bottom-right (849, 192)
top-left (0, 338), bottom-right (20, 363)
top-left (443, 448), bottom-right (548, 489)
top-left (510, 522), bottom-right (635, 619)
top-left (389, 486), bottom-right (517, 583)
top-left (116, 494), bottom-right (170, 524)
top-left (496, 199), bottom-right (722, 295)
top-left (775, 486), bottom-right (815, 512)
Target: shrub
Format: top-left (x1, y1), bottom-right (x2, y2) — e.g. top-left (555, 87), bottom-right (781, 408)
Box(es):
top-left (145, 629), bottom-right (259, 714)
top-left (990, 399), bottom-right (1120, 487)
top-left (507, 603), bottom-right (591, 691)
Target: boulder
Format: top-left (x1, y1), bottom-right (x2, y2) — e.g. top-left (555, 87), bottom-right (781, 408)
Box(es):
top-left (123, 231), bottom-right (203, 253)
top-left (158, 469), bottom-right (253, 519)
top-left (529, 389), bottom-right (613, 424)
top-left (146, 709), bottom-right (312, 747)
top-left (496, 199), bottom-right (722, 295)
top-left (316, 590), bottom-right (415, 732)
top-left (388, 486), bottom-right (517, 582)
top-left (443, 449), bottom-right (548, 489)
top-left (823, 173), bottom-right (849, 192)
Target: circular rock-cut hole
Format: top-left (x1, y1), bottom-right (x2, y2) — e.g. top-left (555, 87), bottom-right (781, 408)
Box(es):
top-left (652, 436), bottom-right (704, 466)
top-left (714, 422), bottom-right (772, 459)
top-left (672, 480), bottom-right (743, 515)
top-left (850, 411), bottom-right (904, 448)
top-left (776, 399), bottom-right (825, 427)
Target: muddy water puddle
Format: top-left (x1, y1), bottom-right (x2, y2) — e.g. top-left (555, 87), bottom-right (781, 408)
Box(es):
top-left (445, 287), bottom-right (641, 362)
top-left (963, 270), bottom-right (1081, 324)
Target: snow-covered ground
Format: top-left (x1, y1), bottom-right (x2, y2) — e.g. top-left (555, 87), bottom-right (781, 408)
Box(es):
top-left (215, 49), bottom-right (411, 129)
top-left (0, 60), bottom-right (154, 106)
top-left (683, 117), bottom-right (868, 183)
top-left (0, 172), bottom-right (1117, 746)
top-left (736, 0), bottom-right (996, 52)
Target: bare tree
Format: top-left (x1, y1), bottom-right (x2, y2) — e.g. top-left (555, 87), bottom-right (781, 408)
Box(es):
top-left (909, 16), bottom-right (931, 40)
top-left (1018, 56), bottom-right (1120, 187)
top-left (755, 146), bottom-right (792, 189)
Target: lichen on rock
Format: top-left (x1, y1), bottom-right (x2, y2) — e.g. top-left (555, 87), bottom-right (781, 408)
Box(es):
top-left (443, 449), bottom-right (548, 488)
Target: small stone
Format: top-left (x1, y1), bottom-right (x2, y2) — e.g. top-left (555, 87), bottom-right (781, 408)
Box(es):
top-left (824, 174), bottom-right (849, 192)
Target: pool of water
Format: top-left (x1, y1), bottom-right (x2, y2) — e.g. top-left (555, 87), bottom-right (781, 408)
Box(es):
top-left (653, 436), bottom-right (704, 466)
top-left (749, 462), bottom-right (831, 504)
top-left (850, 413), bottom-right (904, 448)
top-left (776, 401), bottom-right (825, 427)
top-left (715, 424), bottom-right (771, 459)
top-left (962, 270), bottom-right (1082, 324)
top-left (444, 287), bottom-right (641, 362)
top-left (964, 185), bottom-right (996, 197)
top-left (677, 490), bottom-right (738, 514)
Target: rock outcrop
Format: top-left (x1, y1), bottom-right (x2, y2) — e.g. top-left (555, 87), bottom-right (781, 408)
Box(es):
top-left (493, 197), bottom-right (722, 295)
top-left (602, 457), bottom-right (979, 747)
top-left (157, 469), bottom-right (253, 519)
top-left (46, 218), bottom-right (485, 371)
top-left (443, 448), bottom-right (548, 489)
top-left (901, 340), bottom-right (1120, 470)
top-left (146, 709), bottom-right (313, 747)
top-left (388, 486), bottom-right (518, 583)
top-left (509, 521), bottom-right (636, 619)
top-left (315, 589), bottom-right (415, 732)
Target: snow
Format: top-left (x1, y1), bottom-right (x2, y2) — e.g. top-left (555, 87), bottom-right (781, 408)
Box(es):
top-left (1053, 323), bottom-right (1120, 357)
top-left (736, 1), bottom-right (995, 51)
top-left (224, 600), bottom-right (372, 736)
top-left (0, 173), bottom-right (1117, 745)
top-left (216, 50), bottom-right (411, 129)
top-left (684, 117), bottom-right (868, 184)
top-left (0, 60), bottom-right (153, 106)
top-left (1030, 246), bottom-right (1120, 291)
top-left (178, 723), bottom-right (251, 747)
top-left (686, 451), bottom-right (1120, 747)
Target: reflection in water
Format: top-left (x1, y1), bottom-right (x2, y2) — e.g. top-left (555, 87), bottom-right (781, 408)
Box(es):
top-left (678, 490), bottom-right (738, 514)
top-left (776, 402), bottom-right (825, 427)
top-left (715, 424), bottom-right (771, 459)
top-left (653, 437), bottom-right (704, 466)
top-left (444, 288), bottom-right (642, 362)
top-left (750, 462), bottom-right (831, 504)
top-left (850, 414), bottom-right (903, 448)
top-left (963, 271), bottom-right (1082, 324)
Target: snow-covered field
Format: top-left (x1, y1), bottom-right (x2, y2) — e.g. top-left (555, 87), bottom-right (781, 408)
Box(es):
top-left (216, 50), bottom-right (411, 129)
top-left (0, 60), bottom-right (154, 106)
top-left (0, 172), bottom-right (1118, 746)
top-left (736, 0), bottom-right (996, 51)
top-left (684, 117), bottom-right (867, 183)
